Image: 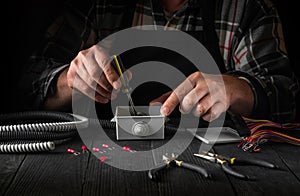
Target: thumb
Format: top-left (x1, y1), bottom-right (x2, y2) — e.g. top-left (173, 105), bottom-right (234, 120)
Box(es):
top-left (125, 69), bottom-right (132, 81)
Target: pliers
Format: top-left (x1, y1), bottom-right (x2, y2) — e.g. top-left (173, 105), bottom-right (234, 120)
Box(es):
top-left (148, 153), bottom-right (210, 181)
top-left (194, 151), bottom-right (278, 180)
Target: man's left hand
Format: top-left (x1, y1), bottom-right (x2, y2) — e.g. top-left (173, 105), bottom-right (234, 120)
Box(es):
top-left (150, 71), bottom-right (254, 122)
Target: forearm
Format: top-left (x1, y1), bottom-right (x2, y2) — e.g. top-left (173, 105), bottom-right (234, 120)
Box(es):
top-left (223, 75), bottom-right (254, 117)
top-left (226, 69), bottom-right (298, 122)
top-left (43, 67), bottom-right (73, 111)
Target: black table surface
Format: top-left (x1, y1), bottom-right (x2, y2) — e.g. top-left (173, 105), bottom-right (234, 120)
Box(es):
top-left (1, 128), bottom-right (300, 196)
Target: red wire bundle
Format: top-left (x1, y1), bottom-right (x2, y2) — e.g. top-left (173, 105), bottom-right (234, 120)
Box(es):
top-left (238, 118), bottom-right (300, 152)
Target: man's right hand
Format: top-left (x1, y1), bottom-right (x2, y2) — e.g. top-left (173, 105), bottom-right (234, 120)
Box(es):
top-left (67, 45), bottom-right (122, 103)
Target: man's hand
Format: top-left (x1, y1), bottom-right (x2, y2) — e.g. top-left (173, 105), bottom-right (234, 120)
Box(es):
top-left (67, 45), bottom-right (129, 103)
top-left (150, 71), bottom-right (254, 122)
top-left (44, 44), bottom-right (133, 110)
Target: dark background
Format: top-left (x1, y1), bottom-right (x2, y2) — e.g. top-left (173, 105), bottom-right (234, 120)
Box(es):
top-left (2, 0), bottom-right (299, 120)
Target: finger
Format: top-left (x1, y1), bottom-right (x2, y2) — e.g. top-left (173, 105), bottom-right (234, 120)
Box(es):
top-left (193, 94), bottom-right (214, 117)
top-left (201, 102), bottom-right (226, 122)
top-left (180, 84), bottom-right (209, 114)
top-left (95, 84), bottom-right (114, 100)
top-left (73, 75), bottom-right (109, 104)
top-left (94, 48), bottom-right (122, 89)
top-left (98, 73), bottom-right (113, 92)
top-left (77, 64), bottom-right (112, 99)
top-left (149, 91), bottom-right (172, 106)
top-left (79, 50), bottom-right (103, 86)
top-left (161, 78), bottom-right (195, 116)
top-left (125, 69), bottom-right (133, 81)
top-left (160, 91), bottom-right (180, 116)
top-left (111, 89), bottom-right (119, 100)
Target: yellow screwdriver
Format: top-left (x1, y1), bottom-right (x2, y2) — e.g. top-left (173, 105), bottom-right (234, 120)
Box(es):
top-left (112, 55), bottom-right (138, 116)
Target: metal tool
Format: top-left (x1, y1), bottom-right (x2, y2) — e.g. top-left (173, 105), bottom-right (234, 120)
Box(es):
top-left (148, 153), bottom-right (210, 181)
top-left (112, 55), bottom-right (138, 116)
top-left (194, 151), bottom-right (278, 180)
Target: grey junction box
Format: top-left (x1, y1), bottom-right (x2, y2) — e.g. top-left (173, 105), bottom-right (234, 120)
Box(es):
top-left (114, 106), bottom-right (165, 140)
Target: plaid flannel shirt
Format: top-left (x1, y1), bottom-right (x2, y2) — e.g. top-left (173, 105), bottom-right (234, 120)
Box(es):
top-left (18, 0), bottom-right (299, 122)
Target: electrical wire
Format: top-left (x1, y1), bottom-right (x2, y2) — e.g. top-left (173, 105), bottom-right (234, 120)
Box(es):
top-left (0, 111), bottom-right (88, 153)
top-left (0, 141), bottom-right (55, 153)
top-left (238, 117), bottom-right (300, 152)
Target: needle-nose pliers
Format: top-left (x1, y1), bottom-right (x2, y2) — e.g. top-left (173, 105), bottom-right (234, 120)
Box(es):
top-left (148, 153), bottom-right (210, 181)
top-left (194, 152), bottom-right (278, 180)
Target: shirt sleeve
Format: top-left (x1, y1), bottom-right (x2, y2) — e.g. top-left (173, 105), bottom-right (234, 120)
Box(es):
top-left (227, 0), bottom-right (299, 123)
top-left (16, 0), bottom-right (98, 110)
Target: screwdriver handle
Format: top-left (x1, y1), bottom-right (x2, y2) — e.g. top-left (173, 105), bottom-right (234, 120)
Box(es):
top-left (112, 55), bottom-right (128, 86)
top-left (175, 160), bottom-right (210, 178)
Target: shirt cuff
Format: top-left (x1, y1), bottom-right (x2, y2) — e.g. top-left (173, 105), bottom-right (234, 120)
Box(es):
top-left (226, 71), bottom-right (270, 119)
top-left (44, 64), bottom-right (69, 97)
top-left (33, 63), bottom-right (69, 109)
